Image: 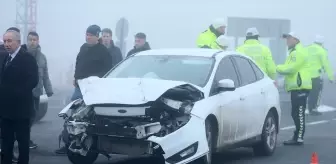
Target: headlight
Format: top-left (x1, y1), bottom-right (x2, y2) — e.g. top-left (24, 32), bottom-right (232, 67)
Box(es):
top-left (72, 106), bottom-right (92, 120)
top-left (161, 98), bottom-right (194, 114)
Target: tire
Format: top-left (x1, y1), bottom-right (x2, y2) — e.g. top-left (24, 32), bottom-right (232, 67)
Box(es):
top-left (35, 102), bottom-right (48, 122)
top-left (67, 149), bottom-right (99, 164)
top-left (253, 111), bottom-right (278, 156)
top-left (193, 119), bottom-right (213, 164)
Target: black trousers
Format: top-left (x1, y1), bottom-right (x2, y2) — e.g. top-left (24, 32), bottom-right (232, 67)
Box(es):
top-left (307, 77), bottom-right (323, 112)
top-left (1, 118), bottom-right (30, 164)
top-left (291, 90), bottom-right (310, 140)
top-left (31, 96), bottom-right (40, 127)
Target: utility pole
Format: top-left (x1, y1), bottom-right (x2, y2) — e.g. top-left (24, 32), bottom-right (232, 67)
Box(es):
top-left (16, 0), bottom-right (37, 43)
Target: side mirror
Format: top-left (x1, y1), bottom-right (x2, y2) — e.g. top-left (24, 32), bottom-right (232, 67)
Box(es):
top-left (217, 79), bottom-right (235, 91)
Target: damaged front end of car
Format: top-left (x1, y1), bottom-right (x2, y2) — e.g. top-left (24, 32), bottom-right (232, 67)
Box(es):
top-left (61, 84), bottom-right (204, 161)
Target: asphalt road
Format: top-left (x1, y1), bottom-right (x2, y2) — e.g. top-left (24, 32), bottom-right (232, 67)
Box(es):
top-left (27, 81), bottom-right (336, 164)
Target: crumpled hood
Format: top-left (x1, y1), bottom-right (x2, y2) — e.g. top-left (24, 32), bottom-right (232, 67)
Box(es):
top-left (78, 76), bottom-right (203, 105)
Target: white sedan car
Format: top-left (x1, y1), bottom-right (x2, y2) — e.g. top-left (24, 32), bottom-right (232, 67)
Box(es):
top-left (59, 48), bottom-right (281, 164)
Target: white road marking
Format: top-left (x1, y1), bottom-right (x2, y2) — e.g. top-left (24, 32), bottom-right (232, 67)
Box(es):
top-left (281, 120), bottom-right (331, 131)
top-left (317, 105), bottom-right (336, 112)
top-left (281, 104), bottom-right (336, 130)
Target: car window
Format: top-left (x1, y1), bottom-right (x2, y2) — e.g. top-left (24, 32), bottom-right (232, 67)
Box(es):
top-left (249, 60), bottom-right (264, 80)
top-left (232, 56), bottom-right (257, 86)
top-left (214, 57), bottom-right (239, 87)
top-left (105, 55), bottom-right (215, 87)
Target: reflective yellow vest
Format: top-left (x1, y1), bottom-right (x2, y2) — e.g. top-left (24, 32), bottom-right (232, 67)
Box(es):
top-left (306, 43), bottom-right (334, 80)
top-left (277, 43), bottom-right (312, 91)
top-left (196, 28), bottom-right (218, 48)
top-left (236, 39), bottom-right (277, 80)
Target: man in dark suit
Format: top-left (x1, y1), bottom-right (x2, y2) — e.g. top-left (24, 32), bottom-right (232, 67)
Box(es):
top-left (0, 30), bottom-right (38, 164)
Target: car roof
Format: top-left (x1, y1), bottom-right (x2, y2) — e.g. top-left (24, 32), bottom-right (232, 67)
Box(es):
top-left (134, 48), bottom-right (236, 58)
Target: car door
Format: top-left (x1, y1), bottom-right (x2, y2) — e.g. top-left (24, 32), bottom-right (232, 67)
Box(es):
top-left (209, 56), bottom-right (245, 146)
top-left (231, 56), bottom-right (265, 138)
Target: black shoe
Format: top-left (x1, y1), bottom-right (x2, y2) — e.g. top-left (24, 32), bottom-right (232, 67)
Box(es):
top-left (310, 111), bottom-right (322, 116)
top-left (12, 155), bottom-right (18, 163)
top-left (283, 139), bottom-right (304, 146)
top-left (55, 146), bottom-right (68, 155)
top-left (29, 140), bottom-right (38, 149)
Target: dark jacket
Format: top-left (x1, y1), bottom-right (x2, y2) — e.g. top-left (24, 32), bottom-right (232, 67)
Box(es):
top-left (27, 45), bottom-right (53, 97)
top-left (0, 44), bottom-right (28, 86)
top-left (106, 40), bottom-right (123, 68)
top-left (74, 43), bottom-right (112, 80)
top-left (126, 42), bottom-right (151, 57)
top-left (0, 46), bottom-right (38, 119)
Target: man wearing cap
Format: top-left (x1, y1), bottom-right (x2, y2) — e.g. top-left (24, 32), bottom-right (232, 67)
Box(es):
top-left (55, 25), bottom-right (112, 154)
top-left (71, 24), bottom-right (112, 100)
top-left (236, 27), bottom-right (277, 80)
top-left (305, 35), bottom-right (334, 116)
top-left (278, 32), bottom-right (312, 145)
top-left (126, 32), bottom-right (151, 57)
top-left (196, 18), bottom-right (226, 48)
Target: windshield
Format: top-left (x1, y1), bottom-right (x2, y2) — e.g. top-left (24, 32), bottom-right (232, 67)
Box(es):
top-left (105, 55), bottom-right (214, 87)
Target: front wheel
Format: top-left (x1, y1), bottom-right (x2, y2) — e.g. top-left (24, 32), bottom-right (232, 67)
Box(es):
top-left (193, 119), bottom-right (213, 164)
top-left (67, 149), bottom-right (99, 164)
top-left (253, 111), bottom-right (278, 156)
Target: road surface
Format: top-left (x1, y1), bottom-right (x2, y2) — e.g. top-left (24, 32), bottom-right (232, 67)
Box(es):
top-left (27, 81), bottom-right (336, 164)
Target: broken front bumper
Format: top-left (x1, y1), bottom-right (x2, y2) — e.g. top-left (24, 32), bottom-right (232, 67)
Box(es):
top-left (66, 115), bottom-right (208, 164)
top-left (148, 116), bottom-right (209, 164)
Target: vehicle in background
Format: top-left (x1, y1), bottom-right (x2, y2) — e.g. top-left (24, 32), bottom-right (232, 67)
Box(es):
top-left (36, 94), bottom-right (48, 122)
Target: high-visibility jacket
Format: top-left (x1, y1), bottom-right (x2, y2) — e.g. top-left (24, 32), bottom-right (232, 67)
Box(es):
top-left (277, 43), bottom-right (312, 92)
top-left (201, 42), bottom-right (226, 50)
top-left (306, 43), bottom-right (334, 80)
top-left (236, 39), bottom-right (277, 80)
top-left (196, 27), bottom-right (219, 48)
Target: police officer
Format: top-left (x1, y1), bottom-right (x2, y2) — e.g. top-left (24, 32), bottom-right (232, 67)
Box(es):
top-left (201, 35), bottom-right (229, 50)
top-left (306, 35), bottom-right (334, 115)
top-left (278, 32), bottom-right (312, 145)
top-left (196, 18), bottom-right (226, 48)
top-left (236, 27), bottom-right (277, 80)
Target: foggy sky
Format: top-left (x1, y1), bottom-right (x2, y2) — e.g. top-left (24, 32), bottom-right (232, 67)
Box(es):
top-left (1, 0), bottom-right (335, 88)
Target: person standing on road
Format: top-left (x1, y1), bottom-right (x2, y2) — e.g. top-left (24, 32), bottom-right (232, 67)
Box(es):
top-left (26, 31), bottom-right (54, 149)
top-left (101, 28), bottom-right (123, 67)
top-left (196, 18), bottom-right (226, 48)
top-left (71, 24), bottom-right (112, 100)
top-left (0, 27), bottom-right (29, 163)
top-left (277, 32), bottom-right (312, 146)
top-left (0, 30), bottom-right (38, 164)
top-left (126, 32), bottom-right (151, 57)
top-left (55, 25), bottom-right (112, 155)
top-left (236, 27), bottom-right (277, 80)
top-left (305, 35), bottom-right (334, 116)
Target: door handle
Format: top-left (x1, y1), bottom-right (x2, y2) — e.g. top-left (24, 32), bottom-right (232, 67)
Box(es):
top-left (240, 96), bottom-right (245, 101)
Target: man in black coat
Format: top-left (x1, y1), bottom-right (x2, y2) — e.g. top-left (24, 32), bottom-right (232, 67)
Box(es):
top-left (126, 32), bottom-right (151, 57)
top-left (0, 30), bottom-right (38, 164)
top-left (70, 24), bottom-right (112, 100)
top-left (101, 28), bottom-right (123, 67)
top-left (55, 25), bottom-right (112, 154)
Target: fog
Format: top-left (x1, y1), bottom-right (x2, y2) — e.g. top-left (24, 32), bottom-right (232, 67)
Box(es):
top-left (1, 0), bottom-right (336, 89)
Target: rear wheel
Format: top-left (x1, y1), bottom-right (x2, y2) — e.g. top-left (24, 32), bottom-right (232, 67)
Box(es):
top-left (35, 102), bottom-right (48, 122)
top-left (253, 111), bottom-right (278, 156)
